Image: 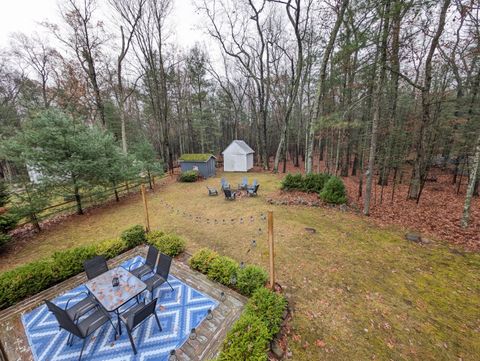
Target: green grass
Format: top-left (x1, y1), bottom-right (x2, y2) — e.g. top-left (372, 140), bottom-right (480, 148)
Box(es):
top-left (1, 172), bottom-right (479, 360)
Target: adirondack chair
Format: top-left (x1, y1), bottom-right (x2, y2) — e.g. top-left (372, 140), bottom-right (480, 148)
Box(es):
top-left (223, 189), bottom-right (236, 200)
top-left (247, 184), bottom-right (260, 196)
top-left (206, 186), bottom-right (218, 196)
top-left (238, 177), bottom-right (248, 190)
top-left (247, 179), bottom-right (258, 191)
top-left (221, 178), bottom-right (230, 190)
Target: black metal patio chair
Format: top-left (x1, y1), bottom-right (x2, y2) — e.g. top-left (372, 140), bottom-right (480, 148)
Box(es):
top-left (223, 189), bottom-right (236, 200)
top-left (83, 256), bottom-right (108, 280)
top-left (119, 298), bottom-right (162, 355)
top-left (144, 253), bottom-right (174, 300)
top-left (129, 245), bottom-right (159, 279)
top-left (44, 299), bottom-right (116, 361)
top-left (206, 186), bottom-right (219, 196)
top-left (59, 291), bottom-right (98, 323)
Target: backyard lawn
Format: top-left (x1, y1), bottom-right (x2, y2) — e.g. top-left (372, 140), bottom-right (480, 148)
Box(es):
top-left (1, 172), bottom-right (479, 360)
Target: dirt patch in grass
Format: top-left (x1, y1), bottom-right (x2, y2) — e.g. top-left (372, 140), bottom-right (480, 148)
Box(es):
top-left (0, 171), bottom-right (479, 360)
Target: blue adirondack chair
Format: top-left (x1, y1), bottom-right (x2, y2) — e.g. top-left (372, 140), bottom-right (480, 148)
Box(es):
top-left (238, 177), bottom-right (248, 190)
top-left (248, 179), bottom-right (258, 190)
top-left (221, 178), bottom-right (230, 190)
top-left (247, 184), bottom-right (260, 196)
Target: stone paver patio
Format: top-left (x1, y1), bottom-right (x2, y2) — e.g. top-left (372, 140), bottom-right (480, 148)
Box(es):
top-left (0, 247), bottom-right (246, 361)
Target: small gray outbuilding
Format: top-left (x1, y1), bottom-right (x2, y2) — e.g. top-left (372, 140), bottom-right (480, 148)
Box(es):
top-left (179, 154), bottom-right (216, 178)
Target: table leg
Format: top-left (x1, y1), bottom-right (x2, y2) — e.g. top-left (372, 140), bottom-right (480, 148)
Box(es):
top-left (116, 310), bottom-right (122, 335)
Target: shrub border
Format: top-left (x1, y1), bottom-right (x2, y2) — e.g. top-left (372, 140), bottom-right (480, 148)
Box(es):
top-left (188, 248), bottom-right (289, 360)
top-left (0, 225), bottom-right (186, 310)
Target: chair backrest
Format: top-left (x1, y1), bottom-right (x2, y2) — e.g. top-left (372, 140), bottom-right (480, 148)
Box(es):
top-left (221, 177), bottom-right (226, 185)
top-left (252, 179), bottom-right (258, 186)
top-left (145, 245), bottom-right (159, 268)
top-left (242, 177), bottom-right (248, 185)
top-left (44, 299), bottom-right (82, 338)
top-left (156, 253), bottom-right (172, 280)
top-left (83, 256), bottom-right (108, 280)
top-left (132, 298), bottom-right (158, 330)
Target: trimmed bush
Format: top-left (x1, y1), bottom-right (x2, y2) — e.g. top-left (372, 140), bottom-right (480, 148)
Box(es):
top-left (217, 313), bottom-right (270, 361)
top-left (320, 176), bottom-right (347, 204)
top-left (281, 172), bottom-right (331, 193)
top-left (51, 245), bottom-right (98, 279)
top-left (188, 248), bottom-right (287, 361)
top-left (0, 259), bottom-right (56, 309)
top-left (0, 233), bottom-right (11, 248)
top-left (303, 173), bottom-right (331, 193)
top-left (245, 288), bottom-right (287, 338)
top-left (236, 265), bottom-right (268, 296)
top-left (146, 231), bottom-right (186, 257)
top-left (207, 256), bottom-right (239, 285)
top-left (189, 248), bottom-right (219, 273)
top-left (280, 173), bottom-right (303, 190)
top-left (96, 238), bottom-right (129, 259)
top-left (121, 225), bottom-right (146, 248)
top-left (0, 228), bottom-right (146, 310)
top-left (0, 213), bottom-right (18, 234)
top-left (179, 170), bottom-right (199, 182)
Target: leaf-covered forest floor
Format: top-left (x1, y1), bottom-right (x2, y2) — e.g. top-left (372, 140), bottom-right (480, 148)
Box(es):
top-left (1, 172), bottom-right (479, 360)
top-left (262, 160), bottom-right (480, 251)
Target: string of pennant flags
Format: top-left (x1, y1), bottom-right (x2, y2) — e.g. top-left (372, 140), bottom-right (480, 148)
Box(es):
top-left (158, 198), bottom-right (267, 234)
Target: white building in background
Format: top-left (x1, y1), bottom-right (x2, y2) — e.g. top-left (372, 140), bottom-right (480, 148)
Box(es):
top-left (222, 140), bottom-right (255, 172)
top-left (27, 165), bottom-right (43, 184)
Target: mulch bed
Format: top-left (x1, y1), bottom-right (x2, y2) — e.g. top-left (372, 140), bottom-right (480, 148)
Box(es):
top-left (266, 190), bottom-right (321, 207)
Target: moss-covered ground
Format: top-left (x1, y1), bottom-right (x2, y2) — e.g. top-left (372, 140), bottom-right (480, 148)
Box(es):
top-left (1, 172), bottom-right (479, 360)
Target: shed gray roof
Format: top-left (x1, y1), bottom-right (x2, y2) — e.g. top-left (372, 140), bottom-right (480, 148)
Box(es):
top-left (222, 140), bottom-right (255, 155)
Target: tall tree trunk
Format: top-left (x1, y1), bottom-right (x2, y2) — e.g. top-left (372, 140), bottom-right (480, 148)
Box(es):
top-left (305, 0), bottom-right (349, 173)
top-left (408, 0), bottom-right (451, 199)
top-left (364, 1), bottom-right (389, 216)
top-left (461, 134), bottom-right (480, 228)
top-left (73, 178), bottom-right (83, 215)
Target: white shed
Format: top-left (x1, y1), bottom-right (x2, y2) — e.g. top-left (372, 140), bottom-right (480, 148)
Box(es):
top-left (222, 140), bottom-right (255, 172)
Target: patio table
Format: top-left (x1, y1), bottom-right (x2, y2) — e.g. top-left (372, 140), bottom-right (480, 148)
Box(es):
top-left (85, 266), bottom-right (146, 335)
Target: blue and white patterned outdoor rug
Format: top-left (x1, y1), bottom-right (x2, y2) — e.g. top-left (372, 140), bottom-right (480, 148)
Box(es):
top-left (21, 256), bottom-right (218, 361)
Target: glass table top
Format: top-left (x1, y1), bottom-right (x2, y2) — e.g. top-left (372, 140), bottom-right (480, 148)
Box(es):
top-left (85, 266), bottom-right (147, 312)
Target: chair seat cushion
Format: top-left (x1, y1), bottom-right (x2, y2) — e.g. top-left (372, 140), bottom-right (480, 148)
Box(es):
top-left (78, 309), bottom-right (109, 337)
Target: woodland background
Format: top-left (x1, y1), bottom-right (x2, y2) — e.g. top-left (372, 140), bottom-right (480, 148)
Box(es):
top-left (0, 0), bottom-right (479, 243)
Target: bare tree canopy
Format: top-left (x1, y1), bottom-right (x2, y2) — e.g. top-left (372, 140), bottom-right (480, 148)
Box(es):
top-left (0, 0), bottom-right (479, 227)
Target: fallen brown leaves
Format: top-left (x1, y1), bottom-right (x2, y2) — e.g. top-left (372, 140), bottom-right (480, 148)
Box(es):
top-left (345, 170), bottom-right (480, 252)
top-left (264, 161), bottom-right (479, 252)
top-left (315, 339), bottom-right (326, 348)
